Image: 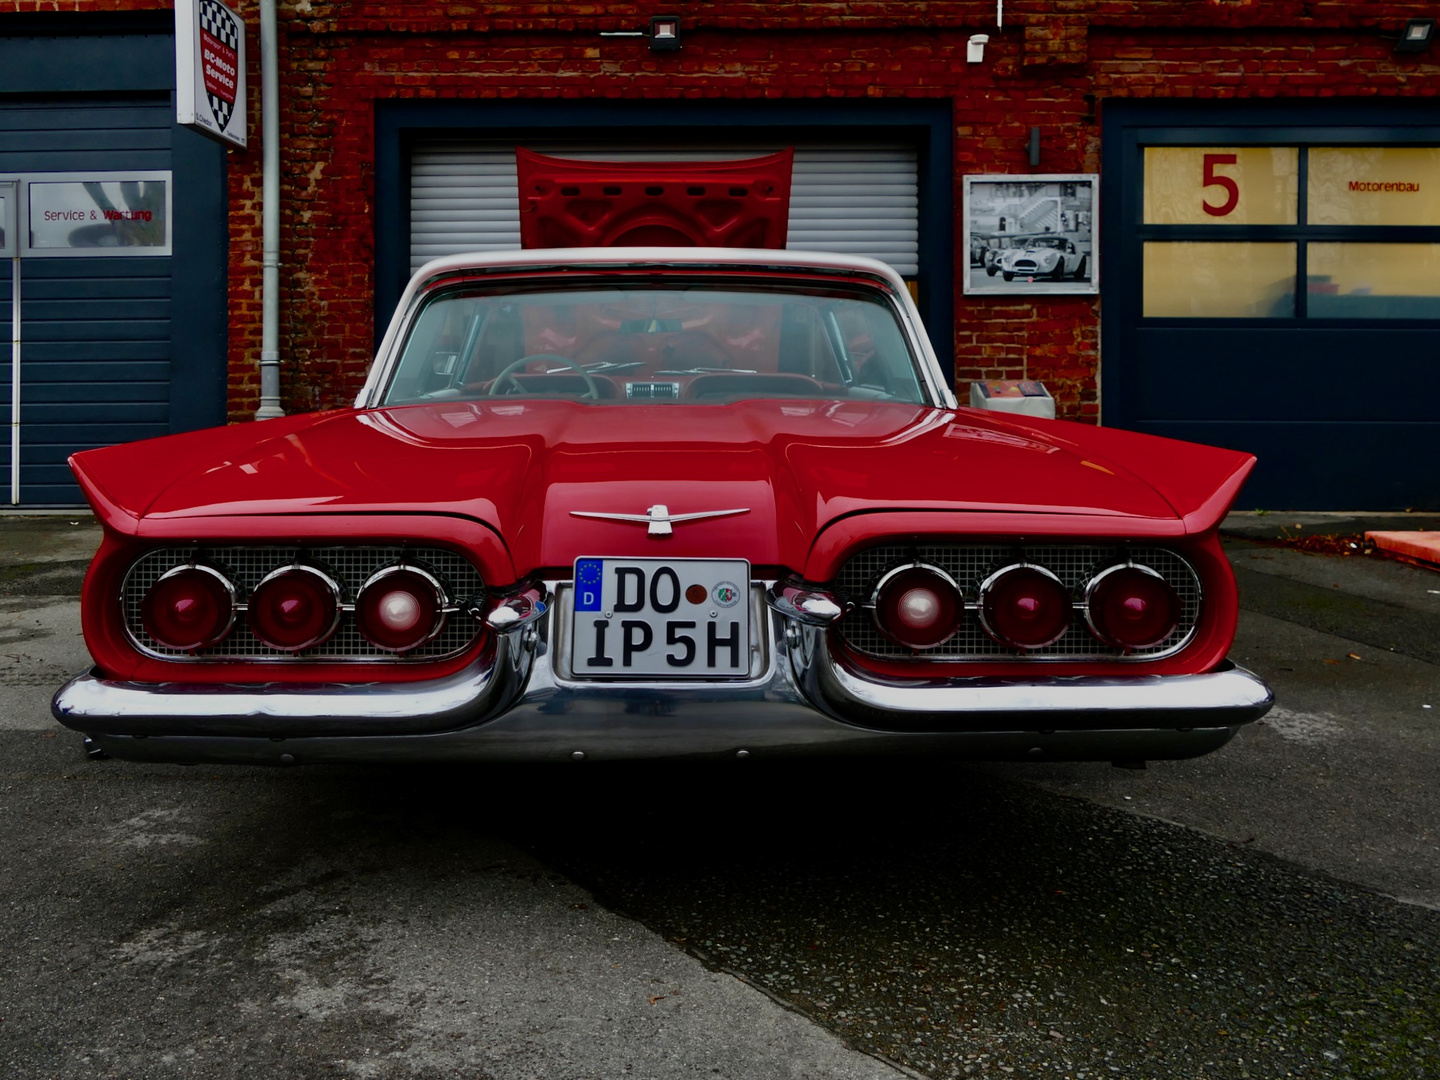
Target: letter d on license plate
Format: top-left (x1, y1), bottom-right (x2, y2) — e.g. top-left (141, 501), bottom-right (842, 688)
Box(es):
top-left (571, 558), bottom-right (751, 677)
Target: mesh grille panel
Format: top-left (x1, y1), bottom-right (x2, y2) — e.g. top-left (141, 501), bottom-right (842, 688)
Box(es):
top-left (836, 543), bottom-right (1201, 660)
top-left (123, 546), bottom-right (486, 661)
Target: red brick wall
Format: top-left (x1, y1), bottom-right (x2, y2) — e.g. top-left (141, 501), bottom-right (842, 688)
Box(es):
top-left (8, 1), bottom-right (1438, 424)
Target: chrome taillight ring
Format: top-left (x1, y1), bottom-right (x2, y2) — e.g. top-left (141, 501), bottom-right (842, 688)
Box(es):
top-left (975, 562), bottom-right (1072, 651)
top-left (140, 563), bottom-right (239, 652)
top-left (869, 562), bottom-right (963, 650)
top-left (354, 564), bottom-right (449, 653)
top-left (1082, 561), bottom-right (1182, 651)
top-left (246, 564), bottom-right (344, 653)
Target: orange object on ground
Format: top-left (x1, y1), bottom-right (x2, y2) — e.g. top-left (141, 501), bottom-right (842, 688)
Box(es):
top-left (1366, 531), bottom-right (1440, 567)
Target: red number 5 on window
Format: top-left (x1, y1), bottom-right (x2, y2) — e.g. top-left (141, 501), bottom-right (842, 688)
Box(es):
top-left (1202, 153), bottom-right (1240, 217)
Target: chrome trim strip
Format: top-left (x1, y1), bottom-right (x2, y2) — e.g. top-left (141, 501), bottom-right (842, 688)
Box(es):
top-left (793, 630), bottom-right (1273, 733)
top-left (54, 635), bottom-right (533, 739)
top-left (55, 579), bottom-right (1273, 757)
top-left (569, 505), bottom-right (750, 538)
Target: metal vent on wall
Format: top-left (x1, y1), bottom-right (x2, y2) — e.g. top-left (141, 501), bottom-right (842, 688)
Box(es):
top-left (409, 142), bottom-right (919, 277)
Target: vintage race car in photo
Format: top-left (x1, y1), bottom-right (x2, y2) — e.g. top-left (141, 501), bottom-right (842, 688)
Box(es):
top-left (53, 247), bottom-right (1271, 765)
top-left (993, 234), bottom-right (1089, 281)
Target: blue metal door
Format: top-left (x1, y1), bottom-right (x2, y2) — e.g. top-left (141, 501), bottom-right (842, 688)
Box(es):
top-left (0, 98), bottom-right (177, 504)
top-left (1102, 102), bottom-right (1440, 511)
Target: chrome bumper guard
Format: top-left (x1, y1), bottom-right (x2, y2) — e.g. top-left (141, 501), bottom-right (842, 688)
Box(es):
top-left (53, 580), bottom-right (1273, 764)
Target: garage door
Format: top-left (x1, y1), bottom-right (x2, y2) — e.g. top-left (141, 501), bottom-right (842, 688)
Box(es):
top-left (409, 141), bottom-right (919, 277)
top-left (0, 97), bottom-right (181, 505)
top-left (0, 78), bottom-right (228, 507)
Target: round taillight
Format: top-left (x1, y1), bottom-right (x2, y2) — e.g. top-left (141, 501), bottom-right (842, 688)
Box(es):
top-left (978, 564), bottom-right (1072, 650)
top-left (1085, 564), bottom-right (1181, 651)
top-left (141, 565), bottom-right (236, 652)
top-left (872, 564), bottom-right (962, 650)
top-left (247, 566), bottom-right (342, 653)
top-left (354, 566), bottom-right (446, 653)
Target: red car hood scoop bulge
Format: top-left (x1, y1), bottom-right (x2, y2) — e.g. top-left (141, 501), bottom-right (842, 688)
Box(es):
top-left (70, 400), bottom-right (1251, 577)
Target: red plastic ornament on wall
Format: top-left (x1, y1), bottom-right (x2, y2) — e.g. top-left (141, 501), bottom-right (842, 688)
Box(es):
top-left (515, 147), bottom-right (793, 250)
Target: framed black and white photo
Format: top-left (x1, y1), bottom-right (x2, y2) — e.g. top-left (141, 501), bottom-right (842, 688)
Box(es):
top-left (963, 174), bottom-right (1098, 295)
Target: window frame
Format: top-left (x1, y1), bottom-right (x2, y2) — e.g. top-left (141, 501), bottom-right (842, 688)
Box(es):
top-left (1135, 137), bottom-right (1440, 325)
top-left (377, 275), bottom-right (934, 408)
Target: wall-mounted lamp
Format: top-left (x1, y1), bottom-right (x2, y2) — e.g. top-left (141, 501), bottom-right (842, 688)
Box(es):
top-left (1395, 17), bottom-right (1435, 53)
top-left (650, 16), bottom-right (681, 51)
top-left (598, 16), bottom-right (681, 50)
top-left (967, 34), bottom-right (989, 63)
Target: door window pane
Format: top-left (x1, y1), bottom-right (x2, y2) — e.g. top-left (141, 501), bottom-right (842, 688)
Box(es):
top-left (1143, 242), bottom-right (1296, 318)
top-left (1307, 243), bottom-right (1440, 318)
top-left (1144, 147), bottom-right (1298, 225)
top-left (1309, 148), bottom-right (1440, 226)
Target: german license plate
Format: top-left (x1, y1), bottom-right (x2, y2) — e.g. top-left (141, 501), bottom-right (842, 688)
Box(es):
top-left (571, 558), bottom-right (750, 677)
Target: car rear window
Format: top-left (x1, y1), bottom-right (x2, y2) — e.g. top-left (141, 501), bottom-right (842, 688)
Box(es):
top-left (380, 279), bottom-right (929, 407)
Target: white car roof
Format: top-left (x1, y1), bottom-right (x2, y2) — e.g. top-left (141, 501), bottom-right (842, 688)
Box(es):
top-left (407, 245), bottom-right (911, 291)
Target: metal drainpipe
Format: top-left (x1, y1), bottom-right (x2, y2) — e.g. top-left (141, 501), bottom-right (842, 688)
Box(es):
top-left (9, 247), bottom-right (19, 504)
top-left (255, 0), bottom-right (284, 419)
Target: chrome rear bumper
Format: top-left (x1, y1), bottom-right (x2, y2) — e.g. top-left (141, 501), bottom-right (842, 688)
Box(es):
top-left (53, 584), bottom-right (1272, 764)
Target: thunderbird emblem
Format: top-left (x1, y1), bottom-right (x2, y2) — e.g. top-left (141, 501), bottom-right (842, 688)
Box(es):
top-left (570, 504), bottom-right (749, 538)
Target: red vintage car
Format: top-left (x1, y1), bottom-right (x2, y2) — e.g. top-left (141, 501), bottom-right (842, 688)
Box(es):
top-left (53, 247), bottom-right (1271, 765)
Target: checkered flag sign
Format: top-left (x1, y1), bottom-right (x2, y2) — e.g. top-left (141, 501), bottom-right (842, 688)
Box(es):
top-left (198, 0), bottom-right (241, 132)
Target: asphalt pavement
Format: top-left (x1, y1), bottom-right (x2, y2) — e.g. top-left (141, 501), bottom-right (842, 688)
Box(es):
top-left (2, 510), bottom-right (1438, 1079)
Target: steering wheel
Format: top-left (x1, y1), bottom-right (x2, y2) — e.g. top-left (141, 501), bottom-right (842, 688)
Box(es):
top-left (488, 354), bottom-right (600, 399)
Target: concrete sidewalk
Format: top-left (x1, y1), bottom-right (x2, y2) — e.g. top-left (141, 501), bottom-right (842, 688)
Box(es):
top-left (1219, 508), bottom-right (1440, 545)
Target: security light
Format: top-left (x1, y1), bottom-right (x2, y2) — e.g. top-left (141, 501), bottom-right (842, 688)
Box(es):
top-left (1395, 18), bottom-right (1435, 53)
top-left (649, 16), bottom-right (681, 51)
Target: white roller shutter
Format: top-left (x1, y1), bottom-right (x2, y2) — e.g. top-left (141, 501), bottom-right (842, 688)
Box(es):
top-left (409, 141), bottom-right (919, 276)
